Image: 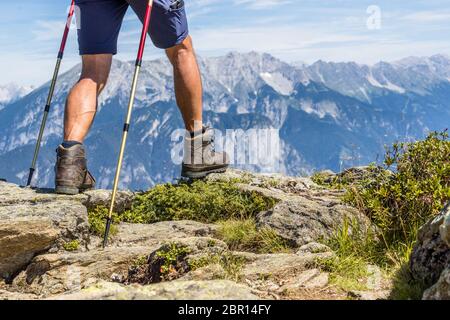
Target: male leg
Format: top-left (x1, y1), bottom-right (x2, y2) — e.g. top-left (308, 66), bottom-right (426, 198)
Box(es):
top-left (55, 0), bottom-right (128, 194)
top-left (129, 0), bottom-right (229, 177)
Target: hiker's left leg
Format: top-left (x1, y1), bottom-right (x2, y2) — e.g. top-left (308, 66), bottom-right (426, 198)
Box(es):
top-left (166, 37), bottom-right (229, 177)
top-left (166, 36), bottom-right (203, 132)
top-left (129, 0), bottom-right (199, 131)
top-left (130, 0), bottom-right (229, 177)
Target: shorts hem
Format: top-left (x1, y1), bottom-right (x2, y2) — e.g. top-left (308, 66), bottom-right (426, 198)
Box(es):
top-left (154, 30), bottom-right (189, 50)
top-left (79, 45), bottom-right (118, 56)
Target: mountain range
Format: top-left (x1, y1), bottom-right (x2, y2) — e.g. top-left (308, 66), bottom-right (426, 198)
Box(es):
top-left (0, 52), bottom-right (449, 190)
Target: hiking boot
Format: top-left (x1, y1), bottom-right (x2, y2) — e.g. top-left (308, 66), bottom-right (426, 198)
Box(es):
top-left (181, 127), bottom-right (229, 179)
top-left (55, 144), bottom-right (95, 195)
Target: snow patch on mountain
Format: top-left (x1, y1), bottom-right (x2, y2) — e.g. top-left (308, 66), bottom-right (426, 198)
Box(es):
top-left (366, 73), bottom-right (406, 93)
top-left (259, 72), bottom-right (294, 95)
top-left (299, 99), bottom-right (339, 119)
top-left (0, 83), bottom-right (34, 110)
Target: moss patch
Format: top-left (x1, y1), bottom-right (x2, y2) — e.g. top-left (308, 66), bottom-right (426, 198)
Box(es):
top-left (125, 180), bottom-right (277, 224)
top-left (63, 240), bottom-right (80, 252)
top-left (88, 180), bottom-right (277, 235)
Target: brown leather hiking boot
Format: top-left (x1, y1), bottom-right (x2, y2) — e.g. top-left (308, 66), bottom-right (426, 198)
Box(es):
top-left (54, 144), bottom-right (95, 195)
top-left (181, 127), bottom-right (229, 179)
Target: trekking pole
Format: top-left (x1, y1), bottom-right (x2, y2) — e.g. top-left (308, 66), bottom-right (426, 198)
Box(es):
top-left (103, 0), bottom-right (154, 247)
top-left (27, 0), bottom-right (76, 187)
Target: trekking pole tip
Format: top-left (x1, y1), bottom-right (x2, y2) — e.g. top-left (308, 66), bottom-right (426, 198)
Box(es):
top-left (102, 217), bottom-right (113, 248)
top-left (26, 168), bottom-right (35, 187)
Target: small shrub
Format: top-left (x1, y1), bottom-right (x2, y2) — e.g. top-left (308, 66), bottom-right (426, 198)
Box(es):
top-left (131, 256), bottom-right (148, 268)
top-left (217, 219), bottom-right (290, 253)
top-left (312, 171), bottom-right (339, 188)
top-left (344, 131), bottom-right (450, 255)
top-left (315, 132), bottom-right (449, 298)
top-left (153, 243), bottom-right (191, 281)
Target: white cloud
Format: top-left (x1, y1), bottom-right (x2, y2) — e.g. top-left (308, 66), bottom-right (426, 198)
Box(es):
top-left (402, 11), bottom-right (450, 23)
top-left (233, 0), bottom-right (291, 10)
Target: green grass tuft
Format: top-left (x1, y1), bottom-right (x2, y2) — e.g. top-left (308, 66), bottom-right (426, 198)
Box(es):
top-left (189, 251), bottom-right (246, 282)
top-left (389, 263), bottom-right (428, 300)
top-left (217, 219), bottom-right (290, 253)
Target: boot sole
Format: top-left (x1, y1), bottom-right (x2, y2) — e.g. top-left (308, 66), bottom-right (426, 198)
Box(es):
top-left (55, 185), bottom-right (94, 195)
top-left (55, 186), bottom-right (80, 195)
top-left (181, 167), bottom-right (228, 179)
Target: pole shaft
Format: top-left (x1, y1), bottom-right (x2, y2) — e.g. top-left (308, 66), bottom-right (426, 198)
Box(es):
top-left (103, 0), bottom-right (153, 247)
top-left (30, 58), bottom-right (61, 169)
top-left (107, 66), bottom-right (141, 220)
top-left (26, 0), bottom-right (75, 187)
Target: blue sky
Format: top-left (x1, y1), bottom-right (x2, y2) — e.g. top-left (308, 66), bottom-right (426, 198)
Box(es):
top-left (1, 0), bottom-right (450, 86)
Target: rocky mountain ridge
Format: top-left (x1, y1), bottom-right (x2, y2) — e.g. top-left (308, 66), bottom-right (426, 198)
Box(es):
top-left (1, 169), bottom-right (448, 300)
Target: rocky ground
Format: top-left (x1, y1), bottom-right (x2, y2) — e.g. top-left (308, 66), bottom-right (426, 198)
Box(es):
top-left (0, 169), bottom-right (448, 300)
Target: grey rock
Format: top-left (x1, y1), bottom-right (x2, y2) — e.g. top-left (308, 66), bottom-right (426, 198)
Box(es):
top-left (257, 199), bottom-right (368, 247)
top-left (180, 264), bottom-right (228, 281)
top-left (278, 269), bottom-right (329, 292)
top-left (10, 246), bottom-right (154, 297)
top-left (0, 219), bottom-right (59, 281)
top-left (239, 251), bottom-right (332, 281)
top-left (0, 289), bottom-right (39, 300)
top-left (348, 290), bottom-right (390, 300)
top-left (422, 268), bottom-right (450, 300)
top-left (112, 220), bottom-right (218, 247)
top-left (209, 170), bottom-right (371, 247)
top-left (50, 280), bottom-right (259, 300)
top-left (0, 182), bottom-right (90, 280)
top-left (8, 235), bottom-right (227, 297)
top-left (82, 189), bottom-right (135, 213)
top-left (440, 204), bottom-right (450, 246)
top-left (410, 203), bottom-right (450, 286)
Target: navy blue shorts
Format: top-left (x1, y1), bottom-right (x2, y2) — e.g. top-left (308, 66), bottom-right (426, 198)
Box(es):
top-left (74, 0), bottom-right (189, 54)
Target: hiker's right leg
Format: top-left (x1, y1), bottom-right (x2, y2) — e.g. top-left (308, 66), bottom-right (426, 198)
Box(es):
top-left (66, 0), bottom-right (128, 141)
top-left (55, 0), bottom-right (128, 194)
top-left (56, 55), bottom-right (111, 195)
top-left (64, 54), bottom-right (112, 142)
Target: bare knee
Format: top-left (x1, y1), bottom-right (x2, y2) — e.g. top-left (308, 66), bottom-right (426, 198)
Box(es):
top-left (166, 36), bottom-right (195, 67)
top-left (79, 54), bottom-right (112, 95)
